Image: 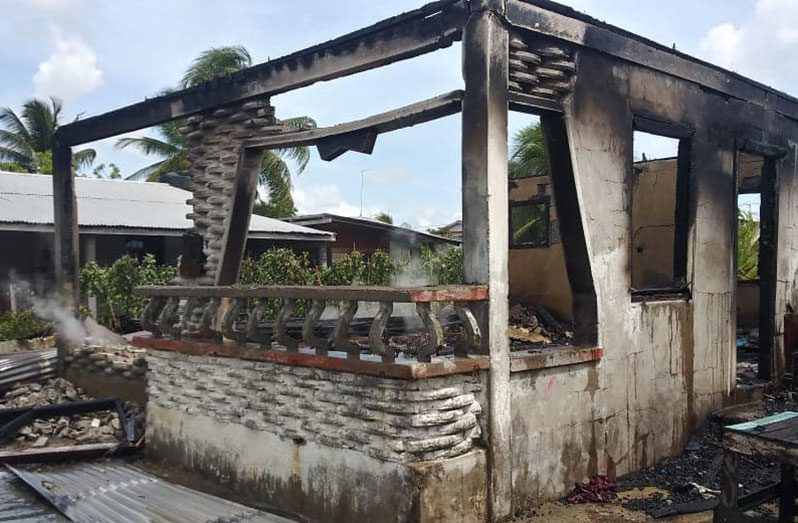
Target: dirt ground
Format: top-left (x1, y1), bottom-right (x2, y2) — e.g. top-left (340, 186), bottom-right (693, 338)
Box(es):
top-left (516, 488), bottom-right (714, 522)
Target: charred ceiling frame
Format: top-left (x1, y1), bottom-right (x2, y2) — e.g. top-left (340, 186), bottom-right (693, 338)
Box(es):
top-left (50, 0), bottom-right (798, 518)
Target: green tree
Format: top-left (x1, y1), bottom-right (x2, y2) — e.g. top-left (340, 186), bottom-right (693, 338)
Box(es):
top-left (0, 98), bottom-right (95, 174)
top-left (509, 123), bottom-right (549, 179)
top-left (374, 212), bottom-right (393, 224)
top-left (738, 209), bottom-right (760, 280)
top-left (91, 162), bottom-right (122, 179)
top-left (117, 46), bottom-right (313, 218)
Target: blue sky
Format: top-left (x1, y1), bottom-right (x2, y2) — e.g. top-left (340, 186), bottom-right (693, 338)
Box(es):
top-left (2, 0), bottom-right (796, 228)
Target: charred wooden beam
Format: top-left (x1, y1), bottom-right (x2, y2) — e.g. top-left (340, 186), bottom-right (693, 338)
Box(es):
top-left (55, 0), bottom-right (467, 146)
top-left (215, 147), bottom-right (264, 286)
top-left (506, 0), bottom-right (798, 121)
top-left (242, 90), bottom-right (464, 152)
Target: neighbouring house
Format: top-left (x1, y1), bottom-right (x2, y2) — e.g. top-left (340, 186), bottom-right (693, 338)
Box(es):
top-left (286, 213), bottom-right (458, 264)
top-left (0, 172), bottom-right (333, 310)
top-left (434, 219), bottom-right (463, 241)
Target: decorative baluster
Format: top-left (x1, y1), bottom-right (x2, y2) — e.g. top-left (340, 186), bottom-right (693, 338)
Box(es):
top-left (369, 301), bottom-right (394, 363)
top-left (222, 297), bottom-right (248, 343)
top-left (158, 297), bottom-right (182, 339)
top-left (302, 299), bottom-right (329, 356)
top-left (199, 297), bottom-right (221, 340)
top-left (454, 302), bottom-right (482, 357)
top-left (274, 298), bottom-right (300, 352)
top-left (333, 300), bottom-right (360, 359)
top-left (179, 297), bottom-right (200, 337)
top-left (246, 299), bottom-right (271, 345)
top-left (141, 297), bottom-right (166, 337)
top-left (415, 302), bottom-right (443, 363)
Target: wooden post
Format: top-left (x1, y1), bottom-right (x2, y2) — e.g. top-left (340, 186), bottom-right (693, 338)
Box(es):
top-left (715, 450), bottom-right (739, 522)
top-left (779, 463), bottom-right (795, 523)
top-left (216, 147), bottom-right (264, 286)
top-left (461, 3), bottom-right (511, 519)
top-left (52, 140), bottom-right (78, 375)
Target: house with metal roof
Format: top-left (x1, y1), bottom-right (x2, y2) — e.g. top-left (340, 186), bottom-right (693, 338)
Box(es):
top-left (286, 213), bottom-right (458, 264)
top-left (0, 172), bottom-right (333, 309)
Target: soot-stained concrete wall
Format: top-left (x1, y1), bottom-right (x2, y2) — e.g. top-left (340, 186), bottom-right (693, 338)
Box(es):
top-left (508, 45), bottom-right (798, 507)
top-left (145, 349), bottom-right (488, 521)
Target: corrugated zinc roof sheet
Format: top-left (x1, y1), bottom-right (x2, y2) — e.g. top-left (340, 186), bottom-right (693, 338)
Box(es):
top-left (8, 460), bottom-right (296, 523)
top-left (0, 469), bottom-right (66, 521)
top-left (0, 173), bottom-right (332, 240)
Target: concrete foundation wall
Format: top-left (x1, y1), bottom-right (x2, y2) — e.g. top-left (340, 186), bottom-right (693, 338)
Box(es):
top-left (145, 349), bottom-right (487, 521)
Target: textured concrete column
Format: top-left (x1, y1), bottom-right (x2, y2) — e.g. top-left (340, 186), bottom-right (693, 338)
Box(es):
top-left (180, 100), bottom-right (281, 283)
top-left (462, 4), bottom-right (511, 520)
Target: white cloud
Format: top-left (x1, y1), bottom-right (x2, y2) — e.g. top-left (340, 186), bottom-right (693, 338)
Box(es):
top-left (371, 167), bottom-right (408, 186)
top-left (33, 29), bottom-right (102, 102)
top-left (698, 0), bottom-right (798, 93)
top-left (293, 183), bottom-right (366, 216)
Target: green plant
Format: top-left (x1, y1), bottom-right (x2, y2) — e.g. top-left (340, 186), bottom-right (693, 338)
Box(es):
top-left (421, 246), bottom-right (463, 285)
top-left (738, 209), bottom-right (760, 281)
top-left (0, 310), bottom-right (49, 341)
top-left (81, 254), bottom-right (175, 330)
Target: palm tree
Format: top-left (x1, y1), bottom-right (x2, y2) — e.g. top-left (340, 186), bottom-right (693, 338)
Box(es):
top-left (737, 209), bottom-right (760, 280)
top-left (0, 98), bottom-right (95, 174)
top-left (117, 46), bottom-right (313, 218)
top-left (509, 123), bottom-right (549, 180)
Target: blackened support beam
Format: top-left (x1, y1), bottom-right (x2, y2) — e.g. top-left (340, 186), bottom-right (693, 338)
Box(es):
top-left (52, 142), bottom-right (78, 376)
top-left (759, 158), bottom-right (779, 379)
top-left (55, 1), bottom-right (467, 146)
top-left (461, 4), bottom-right (511, 520)
top-left (216, 148), bottom-right (265, 286)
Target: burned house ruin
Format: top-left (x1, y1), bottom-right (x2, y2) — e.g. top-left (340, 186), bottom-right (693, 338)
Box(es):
top-left (49, 0), bottom-right (798, 521)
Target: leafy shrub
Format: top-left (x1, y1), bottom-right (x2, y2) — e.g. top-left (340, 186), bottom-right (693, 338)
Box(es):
top-left (420, 246), bottom-right (464, 285)
top-left (0, 310), bottom-right (49, 342)
top-left (81, 254), bottom-right (175, 331)
top-left (738, 209), bottom-right (759, 281)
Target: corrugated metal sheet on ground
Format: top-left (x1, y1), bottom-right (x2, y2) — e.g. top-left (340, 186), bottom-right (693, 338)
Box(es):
top-left (0, 349), bottom-right (57, 391)
top-left (8, 460), bottom-right (296, 522)
top-left (0, 172), bottom-right (332, 239)
top-left (0, 468), bottom-right (66, 521)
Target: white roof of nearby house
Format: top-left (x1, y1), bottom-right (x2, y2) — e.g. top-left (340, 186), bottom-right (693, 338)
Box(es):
top-left (286, 213), bottom-right (459, 244)
top-left (0, 172), bottom-right (333, 242)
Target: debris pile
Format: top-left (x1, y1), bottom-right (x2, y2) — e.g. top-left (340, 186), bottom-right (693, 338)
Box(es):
top-left (617, 389), bottom-right (798, 517)
top-left (0, 378), bottom-right (144, 450)
top-left (66, 345), bottom-right (147, 380)
top-left (567, 475), bottom-right (617, 503)
top-left (509, 303), bottom-right (572, 348)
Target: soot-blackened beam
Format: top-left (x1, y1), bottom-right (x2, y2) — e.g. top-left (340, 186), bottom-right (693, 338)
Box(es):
top-left (55, 0), bottom-right (467, 146)
top-left (216, 148), bottom-right (265, 286)
top-left (506, 0), bottom-right (798, 121)
top-left (242, 90), bottom-right (464, 152)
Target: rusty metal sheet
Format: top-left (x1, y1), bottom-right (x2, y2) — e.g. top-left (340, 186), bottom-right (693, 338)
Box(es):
top-left (7, 460), bottom-right (295, 523)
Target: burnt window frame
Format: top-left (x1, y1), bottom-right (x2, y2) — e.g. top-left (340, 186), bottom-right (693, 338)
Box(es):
top-left (630, 115), bottom-right (694, 300)
top-left (509, 196), bottom-right (551, 249)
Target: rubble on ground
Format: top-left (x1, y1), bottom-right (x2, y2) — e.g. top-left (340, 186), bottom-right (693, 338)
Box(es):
top-left (509, 303), bottom-right (572, 349)
top-left (66, 345), bottom-right (147, 380)
top-left (616, 389), bottom-right (798, 517)
top-left (0, 378), bottom-right (144, 450)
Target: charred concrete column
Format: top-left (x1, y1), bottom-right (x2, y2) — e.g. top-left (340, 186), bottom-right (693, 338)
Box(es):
top-left (180, 101), bottom-right (281, 284)
top-left (462, 1), bottom-right (511, 519)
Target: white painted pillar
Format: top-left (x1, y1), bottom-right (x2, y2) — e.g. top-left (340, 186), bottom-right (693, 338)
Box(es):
top-left (85, 235), bottom-right (97, 317)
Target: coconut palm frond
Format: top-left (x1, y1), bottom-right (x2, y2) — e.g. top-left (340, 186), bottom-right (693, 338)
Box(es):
top-left (0, 146), bottom-right (34, 168)
top-left (0, 129), bottom-right (34, 160)
top-left (180, 46), bottom-right (252, 88)
top-left (737, 209), bottom-right (760, 281)
top-left (0, 107), bottom-right (33, 149)
top-left (510, 123), bottom-right (549, 179)
top-left (21, 98), bottom-right (59, 151)
top-left (116, 136), bottom-right (181, 157)
top-left (259, 151), bottom-right (296, 218)
top-left (73, 148), bottom-right (96, 171)
top-left (124, 160), bottom-right (167, 181)
top-left (275, 146), bottom-right (310, 175)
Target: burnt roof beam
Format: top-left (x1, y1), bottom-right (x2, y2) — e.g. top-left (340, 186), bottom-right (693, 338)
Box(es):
top-left (243, 90), bottom-right (464, 153)
top-left (55, 0), bottom-right (468, 146)
top-left (507, 0), bottom-right (798, 121)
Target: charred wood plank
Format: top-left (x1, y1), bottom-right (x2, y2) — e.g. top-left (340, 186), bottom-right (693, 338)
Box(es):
top-left (243, 91), bottom-right (464, 151)
top-left (55, 1), bottom-right (467, 146)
